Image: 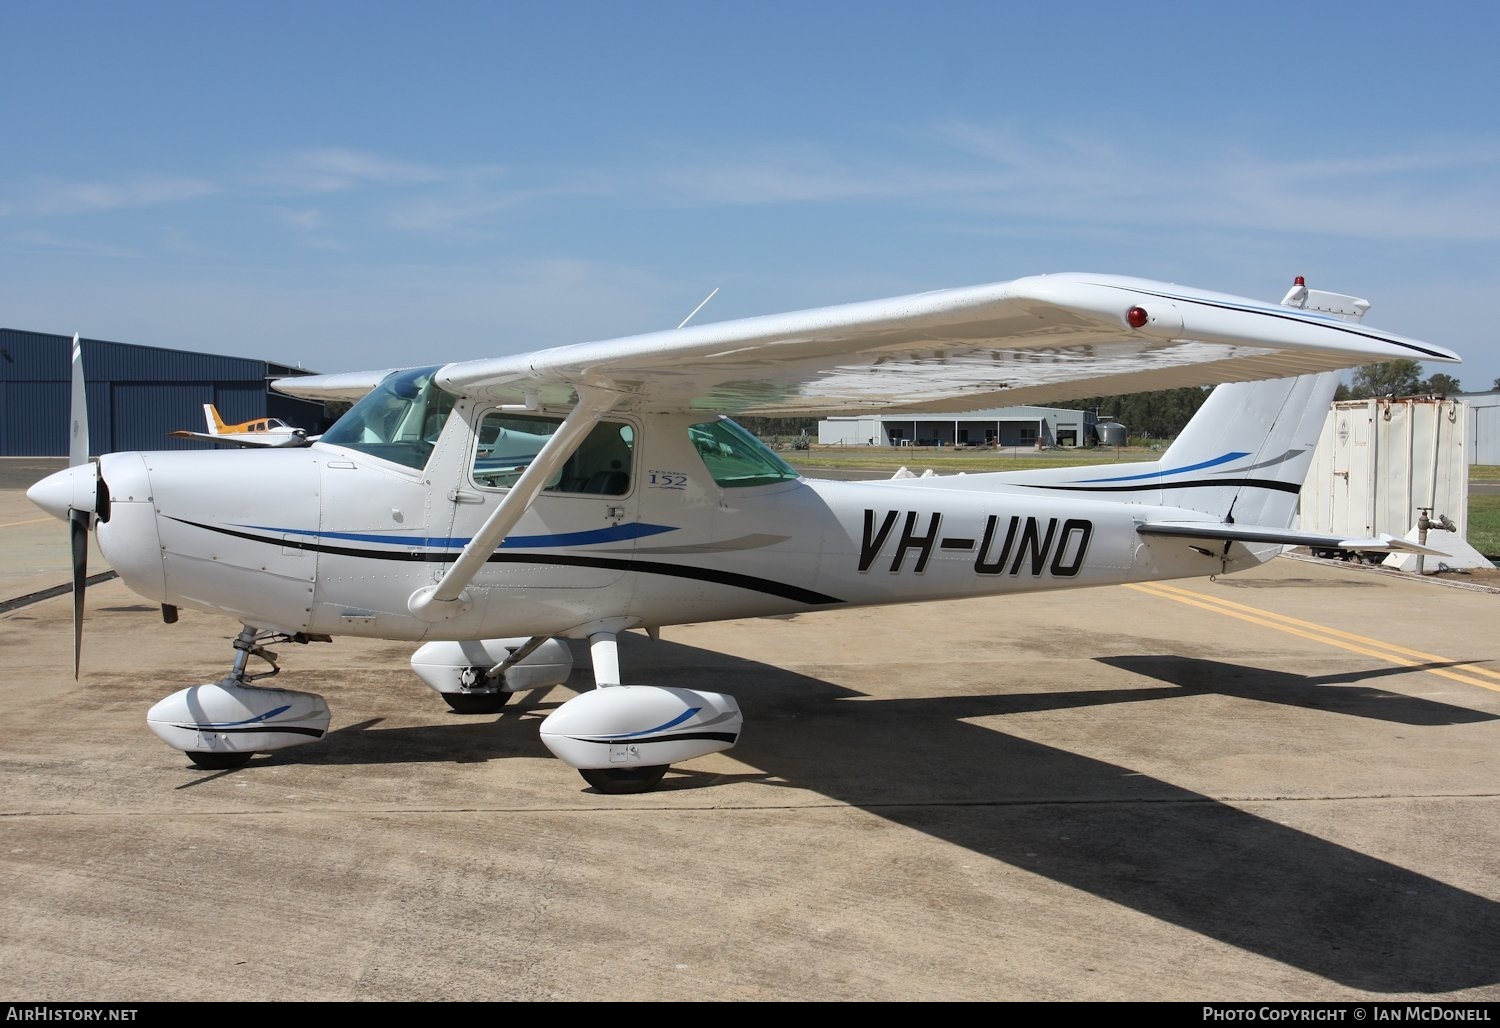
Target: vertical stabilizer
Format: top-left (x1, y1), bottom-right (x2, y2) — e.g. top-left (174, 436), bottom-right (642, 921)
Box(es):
top-left (203, 404), bottom-right (227, 434)
top-left (989, 371), bottom-right (1340, 531)
top-left (1153, 371), bottom-right (1340, 526)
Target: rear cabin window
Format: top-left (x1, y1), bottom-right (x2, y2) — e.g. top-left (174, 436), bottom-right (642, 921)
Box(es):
top-left (472, 413), bottom-right (634, 495)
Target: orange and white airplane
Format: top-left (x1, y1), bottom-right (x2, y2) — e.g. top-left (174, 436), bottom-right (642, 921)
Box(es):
top-left (169, 403), bottom-right (309, 448)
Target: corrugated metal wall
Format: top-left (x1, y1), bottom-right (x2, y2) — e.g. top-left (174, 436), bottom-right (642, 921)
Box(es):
top-left (0, 328), bottom-right (327, 456)
top-left (1457, 392), bottom-right (1500, 466)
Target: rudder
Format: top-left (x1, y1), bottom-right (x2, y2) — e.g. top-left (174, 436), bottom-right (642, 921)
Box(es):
top-left (1154, 371), bottom-right (1340, 527)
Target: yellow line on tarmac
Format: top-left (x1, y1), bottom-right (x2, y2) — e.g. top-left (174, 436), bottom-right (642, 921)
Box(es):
top-left (0, 517), bottom-right (54, 529)
top-left (1126, 580), bottom-right (1500, 693)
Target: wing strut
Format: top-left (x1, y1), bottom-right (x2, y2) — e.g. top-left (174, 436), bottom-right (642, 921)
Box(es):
top-left (407, 384), bottom-right (619, 622)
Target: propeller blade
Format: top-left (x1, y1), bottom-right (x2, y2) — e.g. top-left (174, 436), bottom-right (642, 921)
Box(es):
top-left (69, 507), bottom-right (88, 679)
top-left (69, 333), bottom-right (91, 678)
top-left (69, 333), bottom-right (89, 468)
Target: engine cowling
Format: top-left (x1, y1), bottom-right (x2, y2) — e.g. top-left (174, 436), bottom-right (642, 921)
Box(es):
top-left (146, 680), bottom-right (331, 757)
top-left (409, 637), bottom-right (574, 697)
top-left (539, 686), bottom-right (742, 770)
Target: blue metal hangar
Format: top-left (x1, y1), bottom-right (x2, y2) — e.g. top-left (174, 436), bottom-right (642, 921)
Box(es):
top-left (0, 328), bottom-right (328, 457)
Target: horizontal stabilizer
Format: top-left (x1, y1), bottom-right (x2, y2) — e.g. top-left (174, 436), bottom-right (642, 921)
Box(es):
top-left (1138, 521), bottom-right (1448, 556)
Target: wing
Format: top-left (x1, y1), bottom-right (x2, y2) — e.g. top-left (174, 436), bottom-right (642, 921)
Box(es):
top-left (271, 367), bottom-right (419, 404)
top-left (271, 273), bottom-right (1460, 414)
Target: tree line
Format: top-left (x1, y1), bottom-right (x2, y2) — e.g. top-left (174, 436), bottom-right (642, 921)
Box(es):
top-left (1052, 361), bottom-right (1484, 440)
top-left (1331, 359), bottom-right (1471, 402)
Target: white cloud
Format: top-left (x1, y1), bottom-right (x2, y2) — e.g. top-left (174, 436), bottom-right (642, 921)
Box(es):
top-left (1, 230), bottom-right (138, 258)
top-left (252, 148), bottom-right (466, 195)
top-left (1, 176), bottom-right (218, 217)
top-left (646, 141), bottom-right (939, 205)
top-left (930, 121), bottom-right (1500, 241)
top-left (274, 206), bottom-right (326, 231)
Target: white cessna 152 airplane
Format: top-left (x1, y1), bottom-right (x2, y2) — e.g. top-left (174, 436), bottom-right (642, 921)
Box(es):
top-left (27, 272), bottom-right (1461, 793)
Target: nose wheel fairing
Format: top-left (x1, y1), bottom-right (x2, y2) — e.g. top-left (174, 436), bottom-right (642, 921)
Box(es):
top-left (147, 679), bottom-right (332, 764)
top-left (539, 684), bottom-right (743, 775)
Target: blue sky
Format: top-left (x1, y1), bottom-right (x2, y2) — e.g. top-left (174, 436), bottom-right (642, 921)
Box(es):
top-left (3, 1), bottom-right (1498, 392)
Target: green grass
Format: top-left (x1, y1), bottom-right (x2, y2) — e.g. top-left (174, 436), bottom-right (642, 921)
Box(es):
top-left (1469, 495), bottom-right (1500, 560)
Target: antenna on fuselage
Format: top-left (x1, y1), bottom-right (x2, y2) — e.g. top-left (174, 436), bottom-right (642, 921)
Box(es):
top-left (676, 287), bottom-right (720, 329)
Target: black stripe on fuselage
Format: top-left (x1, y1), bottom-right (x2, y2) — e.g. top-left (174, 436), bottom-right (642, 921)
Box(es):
top-left (1023, 478), bottom-right (1303, 496)
top-left (167, 722), bottom-right (326, 739)
top-left (166, 517), bottom-right (844, 606)
top-left (568, 730), bottom-right (741, 747)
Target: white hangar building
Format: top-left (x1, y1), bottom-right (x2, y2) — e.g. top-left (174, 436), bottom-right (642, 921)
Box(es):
top-left (817, 405), bottom-right (1101, 449)
top-left (1454, 390), bottom-right (1500, 466)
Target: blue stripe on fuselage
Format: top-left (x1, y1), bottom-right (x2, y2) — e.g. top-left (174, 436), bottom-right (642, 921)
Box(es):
top-left (235, 521), bottom-right (679, 549)
top-left (1072, 451), bottom-right (1249, 484)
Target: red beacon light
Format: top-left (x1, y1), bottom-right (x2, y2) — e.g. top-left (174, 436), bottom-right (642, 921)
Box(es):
top-left (1125, 306), bottom-right (1149, 329)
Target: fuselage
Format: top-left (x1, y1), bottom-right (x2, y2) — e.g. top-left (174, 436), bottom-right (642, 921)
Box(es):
top-left (83, 401), bottom-right (1241, 644)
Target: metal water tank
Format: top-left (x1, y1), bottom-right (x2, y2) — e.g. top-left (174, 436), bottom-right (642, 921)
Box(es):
top-left (1096, 422), bottom-right (1128, 446)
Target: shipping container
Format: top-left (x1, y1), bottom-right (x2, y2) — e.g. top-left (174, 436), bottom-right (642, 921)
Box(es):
top-left (1300, 396), bottom-right (1469, 541)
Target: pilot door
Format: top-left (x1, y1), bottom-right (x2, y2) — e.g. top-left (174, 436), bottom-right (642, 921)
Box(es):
top-left (438, 406), bottom-right (641, 597)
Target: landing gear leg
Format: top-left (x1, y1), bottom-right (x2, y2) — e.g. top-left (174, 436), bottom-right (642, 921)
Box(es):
top-left (589, 630), bottom-right (621, 686)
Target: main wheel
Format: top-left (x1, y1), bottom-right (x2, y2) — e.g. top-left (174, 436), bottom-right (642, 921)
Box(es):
top-left (187, 750), bottom-right (253, 771)
top-left (579, 765), bottom-right (668, 795)
top-left (443, 690), bottom-right (512, 715)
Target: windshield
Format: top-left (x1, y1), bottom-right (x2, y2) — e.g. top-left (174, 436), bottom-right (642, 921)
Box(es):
top-left (319, 365), bottom-right (456, 470)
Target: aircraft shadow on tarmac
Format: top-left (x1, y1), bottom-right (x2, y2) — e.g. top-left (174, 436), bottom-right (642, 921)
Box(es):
top-left (235, 634), bottom-right (1499, 995)
top-left (1097, 655), bottom-right (1498, 726)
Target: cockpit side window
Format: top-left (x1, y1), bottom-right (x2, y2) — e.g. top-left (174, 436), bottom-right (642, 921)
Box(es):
top-left (319, 366), bottom-right (456, 470)
top-left (472, 412), bottom-right (634, 495)
top-left (688, 418), bottom-right (800, 487)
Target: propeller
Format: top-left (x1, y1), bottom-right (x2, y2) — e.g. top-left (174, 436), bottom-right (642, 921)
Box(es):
top-left (26, 333), bottom-right (104, 678)
top-left (67, 333), bottom-right (89, 678)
